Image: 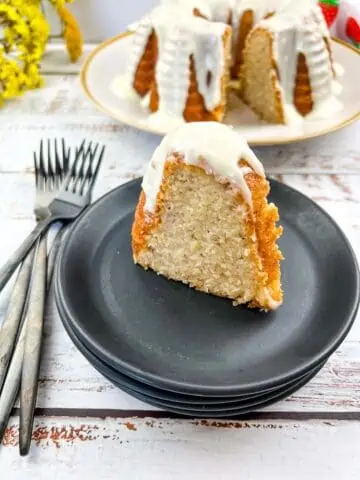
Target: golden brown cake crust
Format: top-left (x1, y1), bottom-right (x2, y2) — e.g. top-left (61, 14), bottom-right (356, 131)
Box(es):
top-left (293, 52), bottom-right (313, 116)
top-left (133, 31), bottom-right (158, 97)
top-left (149, 27), bottom-right (232, 122)
top-left (132, 156), bottom-right (283, 310)
top-left (244, 171), bottom-right (283, 307)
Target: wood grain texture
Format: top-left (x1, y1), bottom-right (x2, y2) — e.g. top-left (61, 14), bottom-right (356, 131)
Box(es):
top-left (1, 417), bottom-right (360, 479)
top-left (0, 173), bottom-right (359, 413)
top-left (0, 51), bottom-right (360, 475)
top-left (0, 73), bottom-right (360, 418)
top-left (0, 75), bottom-right (359, 174)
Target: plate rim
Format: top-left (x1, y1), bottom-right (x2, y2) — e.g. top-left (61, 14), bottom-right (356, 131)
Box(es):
top-left (59, 293), bottom-right (323, 403)
top-left (80, 33), bottom-right (360, 146)
top-left (96, 356), bottom-right (325, 417)
top-left (54, 178), bottom-right (360, 395)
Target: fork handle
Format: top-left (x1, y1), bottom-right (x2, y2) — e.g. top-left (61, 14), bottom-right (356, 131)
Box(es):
top-left (0, 216), bottom-right (54, 293)
top-left (19, 235), bottom-right (47, 456)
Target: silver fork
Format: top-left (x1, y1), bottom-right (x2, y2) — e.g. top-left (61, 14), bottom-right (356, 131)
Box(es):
top-left (0, 139), bottom-right (71, 394)
top-left (34, 139), bottom-right (71, 221)
top-left (19, 142), bottom-right (105, 456)
top-left (0, 142), bottom-right (105, 292)
top-left (0, 139), bottom-right (73, 443)
top-left (0, 139), bottom-right (104, 451)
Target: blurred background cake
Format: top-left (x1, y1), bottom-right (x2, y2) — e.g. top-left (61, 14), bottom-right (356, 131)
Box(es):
top-left (116, 0), bottom-right (343, 125)
top-left (132, 122), bottom-right (283, 311)
top-left (128, 7), bottom-right (232, 126)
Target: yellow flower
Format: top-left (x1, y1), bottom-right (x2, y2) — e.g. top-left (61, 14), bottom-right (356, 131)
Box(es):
top-left (56, 1), bottom-right (83, 62)
top-left (0, 0), bottom-right (49, 104)
top-left (0, 0), bottom-right (83, 106)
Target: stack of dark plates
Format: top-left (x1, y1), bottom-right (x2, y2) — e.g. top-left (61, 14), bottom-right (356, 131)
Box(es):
top-left (54, 179), bottom-right (359, 417)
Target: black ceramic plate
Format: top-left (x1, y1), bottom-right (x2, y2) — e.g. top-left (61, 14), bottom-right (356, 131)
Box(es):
top-left (80, 336), bottom-right (324, 417)
top-left (55, 178), bottom-right (359, 396)
top-left (59, 307), bottom-right (324, 406)
top-left (100, 363), bottom-right (323, 416)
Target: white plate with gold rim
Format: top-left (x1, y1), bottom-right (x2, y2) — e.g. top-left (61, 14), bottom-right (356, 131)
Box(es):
top-left (80, 33), bottom-right (360, 146)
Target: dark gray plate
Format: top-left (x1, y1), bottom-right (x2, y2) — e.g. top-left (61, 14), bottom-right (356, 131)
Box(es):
top-left (66, 315), bottom-right (323, 416)
top-left (55, 178), bottom-right (359, 396)
top-left (100, 363), bottom-right (323, 416)
top-left (59, 306), bottom-right (324, 406)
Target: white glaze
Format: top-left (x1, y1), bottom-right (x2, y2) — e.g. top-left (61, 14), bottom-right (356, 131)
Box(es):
top-left (256, 0), bottom-right (342, 122)
top-left (126, 17), bottom-right (153, 93)
top-left (120, 0), bottom-right (343, 126)
top-left (160, 0), bottom-right (211, 18)
top-left (142, 122), bottom-right (264, 213)
top-left (122, 3), bottom-right (231, 123)
top-left (260, 288), bottom-right (282, 310)
top-left (207, 0), bottom-right (234, 23)
top-left (159, 19), bottom-right (226, 116)
top-left (162, 0), bottom-right (234, 23)
top-left (147, 110), bottom-right (185, 130)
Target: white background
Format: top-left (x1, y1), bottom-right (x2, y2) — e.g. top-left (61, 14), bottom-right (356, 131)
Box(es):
top-left (47, 0), bottom-right (158, 42)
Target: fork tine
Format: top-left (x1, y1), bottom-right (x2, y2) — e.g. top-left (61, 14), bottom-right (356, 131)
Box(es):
top-left (78, 143), bottom-right (99, 195)
top-left (83, 145), bottom-right (105, 198)
top-left (77, 138), bottom-right (86, 156)
top-left (38, 139), bottom-right (46, 181)
top-left (47, 139), bottom-right (55, 186)
top-left (63, 146), bottom-right (84, 190)
top-left (63, 141), bottom-right (90, 191)
top-left (72, 138), bottom-right (86, 169)
top-left (72, 142), bottom-right (94, 193)
top-left (33, 152), bottom-right (39, 187)
top-left (55, 138), bottom-right (62, 175)
top-left (90, 143), bottom-right (99, 164)
top-left (61, 138), bottom-right (68, 177)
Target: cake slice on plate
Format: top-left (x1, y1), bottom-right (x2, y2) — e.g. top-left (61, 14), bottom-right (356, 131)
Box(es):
top-left (131, 122), bottom-right (283, 311)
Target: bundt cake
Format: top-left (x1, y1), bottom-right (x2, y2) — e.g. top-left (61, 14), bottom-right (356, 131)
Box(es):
top-left (124, 5), bottom-right (232, 126)
top-left (117, 0), bottom-right (343, 125)
top-left (131, 122), bottom-right (283, 311)
top-left (239, 1), bottom-right (342, 123)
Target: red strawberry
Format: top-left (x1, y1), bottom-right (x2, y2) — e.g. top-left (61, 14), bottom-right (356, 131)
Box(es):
top-left (319, 3), bottom-right (339, 28)
top-left (346, 17), bottom-right (360, 46)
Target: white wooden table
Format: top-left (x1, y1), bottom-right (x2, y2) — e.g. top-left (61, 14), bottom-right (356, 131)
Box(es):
top-left (0, 46), bottom-right (360, 479)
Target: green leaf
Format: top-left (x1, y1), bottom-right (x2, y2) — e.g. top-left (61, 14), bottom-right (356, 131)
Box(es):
top-left (319, 0), bottom-right (339, 6)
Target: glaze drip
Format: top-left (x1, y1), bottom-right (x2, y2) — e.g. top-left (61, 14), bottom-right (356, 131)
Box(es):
top-left (142, 122), bottom-right (265, 212)
top-left (119, 0), bottom-right (343, 125)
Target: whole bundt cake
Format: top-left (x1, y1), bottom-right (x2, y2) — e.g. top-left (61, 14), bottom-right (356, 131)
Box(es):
top-left (116, 0), bottom-right (342, 125)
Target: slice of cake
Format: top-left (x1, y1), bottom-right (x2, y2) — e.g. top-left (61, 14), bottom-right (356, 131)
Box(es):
top-left (131, 122), bottom-right (283, 311)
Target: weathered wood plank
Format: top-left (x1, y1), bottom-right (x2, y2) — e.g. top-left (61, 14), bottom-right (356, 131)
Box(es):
top-left (0, 172), bottom-right (359, 412)
top-left (1, 417), bottom-right (360, 479)
top-left (35, 302), bottom-right (360, 412)
top-left (0, 73), bottom-right (360, 416)
top-left (0, 75), bottom-right (359, 174)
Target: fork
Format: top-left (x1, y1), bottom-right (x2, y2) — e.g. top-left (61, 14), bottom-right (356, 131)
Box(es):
top-left (0, 139), bottom-right (71, 394)
top-left (0, 139), bottom-right (104, 448)
top-left (0, 138), bottom-right (73, 443)
top-left (0, 142), bottom-right (105, 293)
top-left (19, 142), bottom-right (105, 455)
top-left (34, 138), bottom-right (71, 221)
